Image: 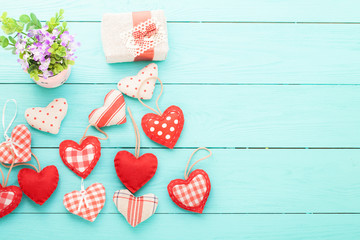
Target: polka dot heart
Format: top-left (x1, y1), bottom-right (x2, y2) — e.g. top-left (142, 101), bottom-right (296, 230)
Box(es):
top-left (141, 105), bottom-right (184, 149)
top-left (25, 98), bottom-right (68, 134)
top-left (117, 63), bottom-right (158, 100)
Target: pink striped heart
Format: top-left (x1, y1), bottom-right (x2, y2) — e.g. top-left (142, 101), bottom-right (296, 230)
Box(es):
top-left (88, 90), bottom-right (126, 128)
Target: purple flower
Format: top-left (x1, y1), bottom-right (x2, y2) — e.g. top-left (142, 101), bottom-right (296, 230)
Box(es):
top-left (42, 69), bottom-right (53, 79)
top-left (60, 31), bottom-right (74, 47)
top-left (17, 58), bottom-right (29, 71)
top-left (15, 40), bottom-right (27, 54)
top-left (39, 57), bottom-right (50, 72)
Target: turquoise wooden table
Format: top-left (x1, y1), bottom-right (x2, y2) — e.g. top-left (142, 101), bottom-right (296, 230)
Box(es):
top-left (1, 0), bottom-right (360, 239)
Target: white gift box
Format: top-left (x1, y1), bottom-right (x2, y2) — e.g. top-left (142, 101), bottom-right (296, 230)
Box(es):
top-left (101, 10), bottom-right (169, 63)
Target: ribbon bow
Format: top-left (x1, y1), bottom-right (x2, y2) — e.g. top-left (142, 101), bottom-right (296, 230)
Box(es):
top-left (77, 179), bottom-right (89, 212)
top-left (1, 99), bottom-right (20, 157)
top-left (132, 23), bottom-right (157, 45)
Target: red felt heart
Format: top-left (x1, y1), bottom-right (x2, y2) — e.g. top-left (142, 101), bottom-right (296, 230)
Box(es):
top-left (0, 185), bottom-right (22, 218)
top-left (167, 169), bottom-right (211, 213)
top-left (114, 150), bottom-right (157, 193)
top-left (59, 136), bottom-right (101, 179)
top-left (141, 105), bottom-right (184, 149)
top-left (18, 165), bottom-right (59, 205)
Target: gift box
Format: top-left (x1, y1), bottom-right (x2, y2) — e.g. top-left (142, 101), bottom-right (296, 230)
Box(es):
top-left (101, 10), bottom-right (169, 63)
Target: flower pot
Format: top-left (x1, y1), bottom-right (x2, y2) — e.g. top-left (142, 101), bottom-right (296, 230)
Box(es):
top-left (32, 67), bottom-right (71, 88)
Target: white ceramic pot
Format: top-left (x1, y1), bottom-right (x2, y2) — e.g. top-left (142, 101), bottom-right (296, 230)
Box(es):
top-left (32, 67), bottom-right (71, 88)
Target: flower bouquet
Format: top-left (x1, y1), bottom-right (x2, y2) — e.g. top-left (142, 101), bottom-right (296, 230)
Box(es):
top-left (0, 9), bottom-right (79, 88)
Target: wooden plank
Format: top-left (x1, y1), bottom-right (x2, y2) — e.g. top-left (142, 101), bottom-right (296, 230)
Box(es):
top-left (1, 23), bottom-right (360, 84)
top-left (2, 214), bottom-right (360, 239)
top-left (1, 84), bottom-right (360, 148)
top-left (8, 149), bottom-right (360, 213)
top-left (2, 0), bottom-right (360, 22)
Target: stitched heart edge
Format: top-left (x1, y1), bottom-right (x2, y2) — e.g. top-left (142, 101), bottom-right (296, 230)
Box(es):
top-left (141, 105), bottom-right (184, 149)
top-left (59, 136), bottom-right (101, 179)
top-left (167, 169), bottom-right (211, 213)
top-left (0, 185), bottom-right (23, 218)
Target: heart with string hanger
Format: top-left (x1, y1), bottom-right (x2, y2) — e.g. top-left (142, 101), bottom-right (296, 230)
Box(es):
top-left (167, 147), bottom-right (212, 213)
top-left (137, 77), bottom-right (184, 149)
top-left (113, 107), bottom-right (158, 227)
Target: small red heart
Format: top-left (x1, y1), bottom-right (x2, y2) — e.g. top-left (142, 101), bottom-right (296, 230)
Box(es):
top-left (18, 165), bottom-right (59, 205)
top-left (141, 105), bottom-right (184, 149)
top-left (59, 136), bottom-right (101, 179)
top-left (0, 185), bottom-right (22, 218)
top-left (114, 151), bottom-right (157, 193)
top-left (167, 169), bottom-right (211, 213)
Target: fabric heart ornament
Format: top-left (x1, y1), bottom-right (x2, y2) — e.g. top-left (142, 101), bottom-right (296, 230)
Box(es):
top-left (0, 124), bottom-right (31, 164)
top-left (0, 185), bottom-right (22, 218)
top-left (64, 183), bottom-right (106, 222)
top-left (25, 98), bottom-right (68, 134)
top-left (114, 151), bottom-right (157, 193)
top-left (59, 136), bottom-right (101, 179)
top-left (18, 165), bottom-right (59, 205)
top-left (88, 89), bottom-right (126, 128)
top-left (113, 189), bottom-right (158, 227)
top-left (142, 105), bottom-right (184, 149)
top-left (167, 148), bottom-right (212, 213)
top-left (117, 63), bottom-right (158, 99)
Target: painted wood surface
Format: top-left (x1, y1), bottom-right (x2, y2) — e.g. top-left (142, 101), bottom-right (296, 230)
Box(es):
top-left (0, 0), bottom-right (359, 239)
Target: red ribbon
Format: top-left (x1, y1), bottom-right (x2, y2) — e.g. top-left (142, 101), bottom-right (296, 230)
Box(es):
top-left (132, 11), bottom-right (155, 61)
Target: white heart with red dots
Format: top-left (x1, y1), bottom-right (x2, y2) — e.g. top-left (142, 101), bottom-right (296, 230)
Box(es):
top-left (25, 98), bottom-right (68, 134)
top-left (117, 63), bottom-right (158, 100)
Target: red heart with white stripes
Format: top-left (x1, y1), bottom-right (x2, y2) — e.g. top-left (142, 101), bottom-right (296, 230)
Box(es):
top-left (88, 89), bottom-right (126, 128)
top-left (59, 137), bottom-right (101, 179)
top-left (141, 105), bottom-right (184, 149)
top-left (0, 185), bottom-right (22, 218)
top-left (167, 169), bottom-right (211, 213)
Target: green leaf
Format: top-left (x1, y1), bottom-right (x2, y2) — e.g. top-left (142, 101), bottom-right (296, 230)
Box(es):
top-left (19, 14), bottom-right (30, 23)
top-left (30, 13), bottom-right (38, 22)
top-left (1, 12), bottom-right (7, 19)
top-left (1, 38), bottom-right (9, 48)
top-left (59, 9), bottom-right (65, 15)
top-left (8, 36), bottom-right (16, 44)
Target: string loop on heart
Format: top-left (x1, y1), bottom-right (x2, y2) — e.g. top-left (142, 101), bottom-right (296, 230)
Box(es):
top-left (1, 99), bottom-right (20, 157)
top-left (77, 178), bottom-right (89, 212)
top-left (184, 147), bottom-right (212, 180)
top-left (0, 145), bottom-right (41, 173)
top-left (127, 107), bottom-right (141, 158)
top-left (137, 76), bottom-right (163, 116)
top-left (79, 124), bottom-right (109, 144)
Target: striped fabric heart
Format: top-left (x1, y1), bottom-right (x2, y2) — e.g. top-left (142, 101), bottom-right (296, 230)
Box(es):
top-left (113, 189), bottom-right (158, 227)
top-left (63, 183), bottom-right (106, 222)
top-left (0, 124), bottom-right (31, 164)
top-left (88, 89), bottom-right (126, 128)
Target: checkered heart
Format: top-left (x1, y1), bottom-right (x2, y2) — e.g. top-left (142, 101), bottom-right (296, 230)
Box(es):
top-left (59, 136), bottom-right (101, 179)
top-left (113, 189), bottom-right (158, 227)
top-left (167, 169), bottom-right (211, 213)
top-left (0, 124), bottom-right (31, 164)
top-left (117, 63), bottom-right (158, 99)
top-left (0, 185), bottom-right (22, 218)
top-left (63, 183), bottom-right (106, 222)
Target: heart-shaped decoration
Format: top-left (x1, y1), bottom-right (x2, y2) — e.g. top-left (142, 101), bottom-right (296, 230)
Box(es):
top-left (113, 189), bottom-right (158, 227)
top-left (141, 105), bottom-right (184, 149)
top-left (114, 150), bottom-right (157, 193)
top-left (167, 169), bottom-right (211, 213)
top-left (88, 89), bottom-right (126, 128)
top-left (18, 165), bottom-right (59, 205)
top-left (59, 136), bottom-right (101, 179)
top-left (117, 63), bottom-right (158, 99)
top-left (0, 124), bottom-right (31, 164)
top-left (0, 185), bottom-right (22, 218)
top-left (64, 183), bottom-right (106, 222)
top-left (25, 98), bottom-right (68, 134)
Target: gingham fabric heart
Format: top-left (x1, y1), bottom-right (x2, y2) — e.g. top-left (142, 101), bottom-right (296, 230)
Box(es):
top-left (0, 185), bottom-right (22, 218)
top-left (113, 189), bottom-right (158, 227)
top-left (0, 124), bottom-right (31, 164)
top-left (59, 137), bottom-right (101, 179)
top-left (168, 169), bottom-right (211, 213)
top-left (25, 98), bottom-right (68, 134)
top-left (117, 63), bottom-right (158, 99)
top-left (63, 183), bottom-right (106, 222)
top-left (88, 89), bottom-right (126, 128)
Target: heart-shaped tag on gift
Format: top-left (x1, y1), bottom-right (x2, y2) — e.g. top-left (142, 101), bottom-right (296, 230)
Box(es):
top-left (114, 107), bottom-right (158, 193)
top-left (113, 189), bottom-right (158, 227)
top-left (118, 63), bottom-right (158, 99)
top-left (0, 185), bottom-right (22, 218)
top-left (59, 136), bottom-right (101, 179)
top-left (88, 89), bottom-right (126, 128)
top-left (18, 165), bottom-right (59, 205)
top-left (25, 98), bottom-right (68, 134)
top-left (137, 77), bottom-right (184, 149)
top-left (64, 182), bottom-right (106, 222)
top-left (168, 148), bottom-right (212, 213)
